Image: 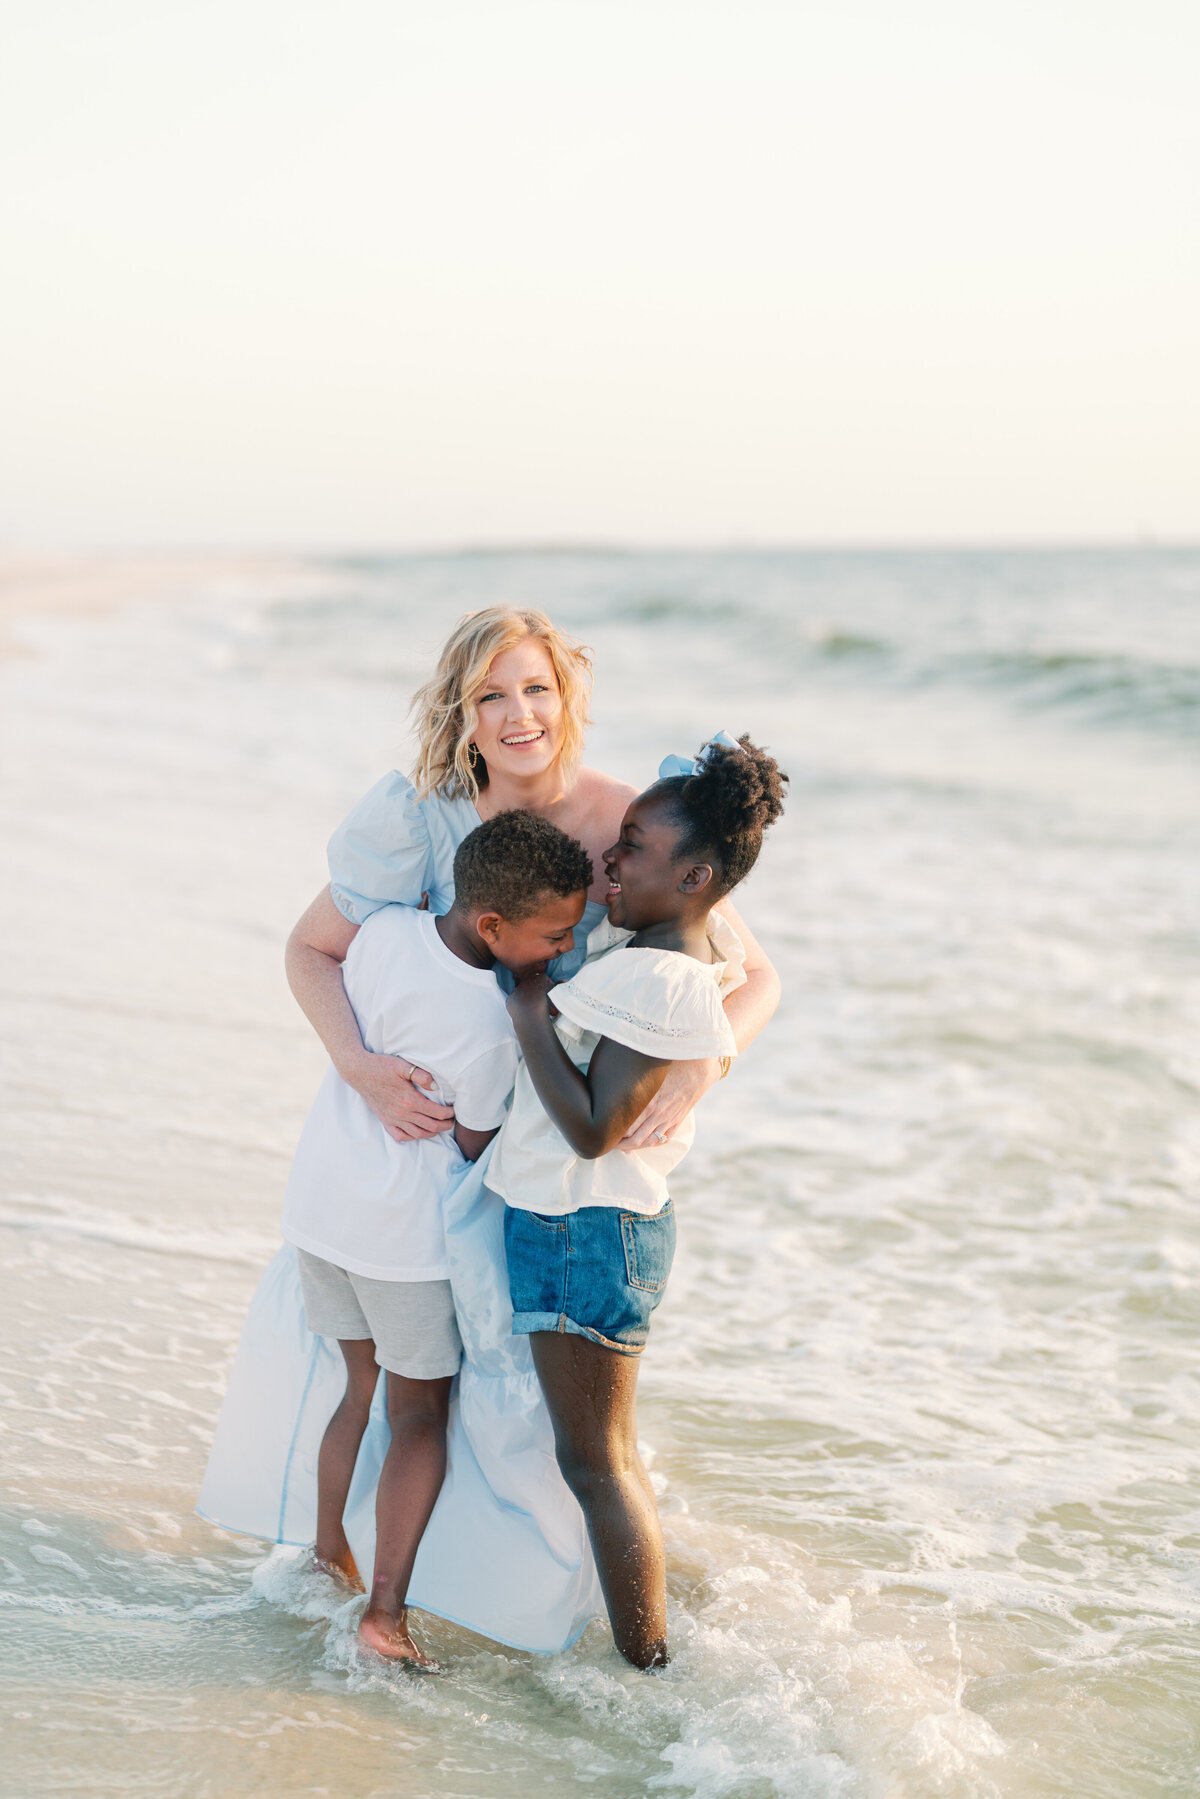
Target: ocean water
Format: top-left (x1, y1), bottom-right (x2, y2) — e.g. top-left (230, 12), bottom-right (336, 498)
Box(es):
top-left (1, 549), bottom-right (1198, 1799)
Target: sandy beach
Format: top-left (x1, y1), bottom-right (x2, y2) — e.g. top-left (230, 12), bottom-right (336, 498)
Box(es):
top-left (1, 547), bottom-right (1199, 1799)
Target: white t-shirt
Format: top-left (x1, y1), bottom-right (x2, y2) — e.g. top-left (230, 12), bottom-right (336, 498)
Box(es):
top-left (282, 907), bottom-right (518, 1280)
top-left (488, 912), bottom-right (746, 1219)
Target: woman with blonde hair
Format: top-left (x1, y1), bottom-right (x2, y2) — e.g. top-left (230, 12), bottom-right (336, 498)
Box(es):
top-left (199, 606), bottom-right (780, 1656)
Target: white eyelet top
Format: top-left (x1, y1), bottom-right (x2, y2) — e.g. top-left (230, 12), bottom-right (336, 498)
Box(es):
top-left (488, 911), bottom-right (747, 1217)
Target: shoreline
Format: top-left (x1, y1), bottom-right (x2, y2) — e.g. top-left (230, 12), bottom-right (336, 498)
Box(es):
top-left (0, 552), bottom-right (309, 659)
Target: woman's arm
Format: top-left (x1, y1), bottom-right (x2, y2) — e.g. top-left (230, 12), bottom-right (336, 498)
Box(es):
top-left (709, 897), bottom-right (783, 1048)
top-left (285, 885), bottom-right (455, 1144)
top-left (507, 977), bottom-right (669, 1158)
top-left (618, 899), bottom-right (781, 1149)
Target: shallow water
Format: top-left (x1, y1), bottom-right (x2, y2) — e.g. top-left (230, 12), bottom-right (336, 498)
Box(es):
top-left (1, 550), bottom-right (1198, 1797)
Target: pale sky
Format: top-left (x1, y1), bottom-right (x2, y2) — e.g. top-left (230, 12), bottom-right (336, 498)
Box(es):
top-left (1, 0), bottom-right (1197, 548)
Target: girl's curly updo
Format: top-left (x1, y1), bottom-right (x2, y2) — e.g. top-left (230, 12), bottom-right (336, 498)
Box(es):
top-left (657, 734), bottom-right (788, 896)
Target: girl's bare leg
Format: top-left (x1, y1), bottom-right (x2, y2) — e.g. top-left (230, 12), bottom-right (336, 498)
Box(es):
top-left (313, 1337), bottom-right (380, 1589)
top-left (529, 1331), bottom-right (668, 1669)
top-left (358, 1371), bottom-right (453, 1664)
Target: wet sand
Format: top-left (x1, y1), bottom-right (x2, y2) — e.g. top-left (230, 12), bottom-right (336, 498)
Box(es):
top-left (2, 548), bottom-right (1199, 1799)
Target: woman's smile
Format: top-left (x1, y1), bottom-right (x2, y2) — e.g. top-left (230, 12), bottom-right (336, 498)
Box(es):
top-left (471, 641), bottom-right (563, 777)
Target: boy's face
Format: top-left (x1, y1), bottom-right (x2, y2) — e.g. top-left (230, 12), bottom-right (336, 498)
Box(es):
top-left (478, 889), bottom-right (588, 979)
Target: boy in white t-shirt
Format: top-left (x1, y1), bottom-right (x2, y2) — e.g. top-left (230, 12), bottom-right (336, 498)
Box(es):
top-left (281, 810), bottom-right (592, 1666)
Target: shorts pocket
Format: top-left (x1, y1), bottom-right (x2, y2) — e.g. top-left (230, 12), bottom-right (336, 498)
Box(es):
top-left (620, 1201), bottom-right (676, 1293)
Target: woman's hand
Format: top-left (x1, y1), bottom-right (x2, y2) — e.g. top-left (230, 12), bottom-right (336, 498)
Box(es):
top-left (344, 1050), bottom-right (454, 1144)
top-left (285, 886), bottom-right (455, 1144)
top-left (619, 1057), bottom-right (721, 1150)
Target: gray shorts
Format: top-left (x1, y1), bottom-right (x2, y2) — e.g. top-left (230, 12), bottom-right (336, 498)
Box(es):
top-left (295, 1250), bottom-right (462, 1380)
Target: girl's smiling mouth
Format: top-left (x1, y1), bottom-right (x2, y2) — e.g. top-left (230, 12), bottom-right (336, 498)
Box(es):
top-left (500, 730), bottom-right (546, 747)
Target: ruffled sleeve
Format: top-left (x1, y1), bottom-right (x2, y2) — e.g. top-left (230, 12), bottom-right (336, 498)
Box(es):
top-left (549, 947), bottom-right (737, 1061)
top-left (327, 772), bottom-right (433, 925)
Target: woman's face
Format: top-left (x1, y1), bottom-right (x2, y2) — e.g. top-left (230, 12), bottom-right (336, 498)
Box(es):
top-left (469, 638), bottom-right (564, 782)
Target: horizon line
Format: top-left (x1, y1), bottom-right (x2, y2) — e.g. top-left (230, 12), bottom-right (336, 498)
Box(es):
top-left (2, 535), bottom-right (1198, 561)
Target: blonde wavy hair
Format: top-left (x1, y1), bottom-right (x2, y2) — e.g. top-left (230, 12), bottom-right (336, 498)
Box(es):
top-left (411, 608), bottom-right (593, 801)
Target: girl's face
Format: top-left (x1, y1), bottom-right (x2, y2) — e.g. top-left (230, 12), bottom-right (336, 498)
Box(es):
top-left (469, 639), bottom-right (564, 783)
top-left (602, 789), bottom-right (711, 931)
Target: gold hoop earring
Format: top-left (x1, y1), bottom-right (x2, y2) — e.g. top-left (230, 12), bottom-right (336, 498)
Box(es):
top-left (467, 742), bottom-right (479, 769)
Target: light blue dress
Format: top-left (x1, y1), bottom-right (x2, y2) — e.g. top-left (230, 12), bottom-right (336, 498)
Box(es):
top-left (197, 773), bottom-right (608, 1652)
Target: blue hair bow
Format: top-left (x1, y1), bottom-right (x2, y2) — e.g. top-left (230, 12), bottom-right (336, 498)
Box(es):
top-left (658, 728), bottom-right (741, 780)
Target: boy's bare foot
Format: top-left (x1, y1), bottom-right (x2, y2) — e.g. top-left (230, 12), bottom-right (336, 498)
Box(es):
top-left (310, 1550), bottom-right (366, 1594)
top-left (358, 1605), bottom-right (442, 1671)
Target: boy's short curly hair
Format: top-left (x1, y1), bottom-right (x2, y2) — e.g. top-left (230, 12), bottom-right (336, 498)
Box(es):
top-left (452, 810), bottom-right (593, 921)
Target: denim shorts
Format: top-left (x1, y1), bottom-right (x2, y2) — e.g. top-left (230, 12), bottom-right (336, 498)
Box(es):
top-left (503, 1200), bottom-right (676, 1357)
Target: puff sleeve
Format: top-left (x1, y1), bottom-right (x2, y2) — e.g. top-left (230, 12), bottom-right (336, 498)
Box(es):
top-left (327, 772), bottom-right (433, 925)
top-left (549, 948), bottom-right (737, 1062)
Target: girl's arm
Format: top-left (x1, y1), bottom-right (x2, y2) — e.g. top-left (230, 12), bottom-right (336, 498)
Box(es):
top-left (285, 885), bottom-right (455, 1144)
top-left (454, 1122), bottom-right (499, 1162)
top-left (507, 977), bottom-right (669, 1159)
top-left (618, 899), bottom-right (780, 1149)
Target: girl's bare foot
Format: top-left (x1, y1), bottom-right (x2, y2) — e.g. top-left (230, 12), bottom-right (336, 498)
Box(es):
top-left (310, 1550), bottom-right (365, 1594)
top-left (357, 1604), bottom-right (442, 1671)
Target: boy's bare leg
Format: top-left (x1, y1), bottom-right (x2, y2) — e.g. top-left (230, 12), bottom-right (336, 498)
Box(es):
top-left (312, 1337), bottom-right (380, 1590)
top-left (529, 1331), bottom-right (668, 1669)
top-left (358, 1371), bottom-right (454, 1663)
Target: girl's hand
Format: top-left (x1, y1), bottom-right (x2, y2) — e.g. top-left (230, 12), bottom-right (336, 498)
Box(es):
top-left (345, 1050), bottom-right (454, 1144)
top-left (506, 972), bottom-right (554, 1016)
top-left (619, 1057), bottom-right (721, 1150)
